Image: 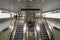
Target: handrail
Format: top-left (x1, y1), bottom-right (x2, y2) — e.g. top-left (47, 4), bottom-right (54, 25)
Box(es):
top-left (9, 18), bottom-right (17, 40)
top-left (34, 24), bottom-right (38, 40)
top-left (43, 20), bottom-right (54, 40)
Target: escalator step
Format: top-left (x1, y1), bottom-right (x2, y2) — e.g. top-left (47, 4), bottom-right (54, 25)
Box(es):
top-left (14, 38), bottom-right (22, 39)
top-left (15, 32), bottom-right (23, 34)
top-left (41, 37), bottom-right (49, 40)
top-left (15, 34), bottom-right (23, 36)
top-left (40, 24), bottom-right (49, 40)
top-left (17, 28), bottom-right (23, 29)
top-left (40, 34), bottom-right (48, 36)
top-left (13, 25), bottom-right (23, 40)
top-left (14, 39), bottom-right (22, 40)
top-left (16, 30), bottom-right (23, 32)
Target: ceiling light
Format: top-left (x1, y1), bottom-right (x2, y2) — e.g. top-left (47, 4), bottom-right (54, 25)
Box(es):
top-left (18, 0), bottom-right (20, 2)
top-left (42, 0), bottom-right (44, 2)
top-left (30, 0), bottom-right (32, 1)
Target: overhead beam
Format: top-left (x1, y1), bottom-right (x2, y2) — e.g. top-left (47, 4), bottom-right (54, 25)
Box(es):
top-left (21, 8), bottom-right (40, 11)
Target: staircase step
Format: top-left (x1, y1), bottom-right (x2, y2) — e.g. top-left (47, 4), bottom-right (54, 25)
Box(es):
top-left (40, 35), bottom-right (48, 37)
top-left (15, 32), bottom-right (23, 34)
top-left (40, 23), bottom-right (49, 40)
top-left (14, 39), bottom-right (22, 40)
top-left (42, 37), bottom-right (49, 40)
top-left (16, 30), bottom-right (23, 32)
top-left (16, 28), bottom-right (23, 29)
top-left (15, 33), bottom-right (23, 35)
top-left (13, 25), bottom-right (23, 40)
top-left (14, 38), bottom-right (23, 40)
top-left (15, 35), bottom-right (23, 37)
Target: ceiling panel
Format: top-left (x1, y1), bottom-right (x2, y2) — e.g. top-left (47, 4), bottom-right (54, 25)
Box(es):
top-left (42, 0), bottom-right (60, 12)
top-left (0, 0), bottom-right (42, 12)
top-left (0, 0), bottom-right (60, 12)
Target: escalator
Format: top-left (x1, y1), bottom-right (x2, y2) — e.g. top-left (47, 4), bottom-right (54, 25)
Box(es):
top-left (28, 26), bottom-right (35, 40)
top-left (40, 23), bottom-right (50, 40)
top-left (10, 23), bottom-right (50, 40)
top-left (13, 25), bottom-right (23, 40)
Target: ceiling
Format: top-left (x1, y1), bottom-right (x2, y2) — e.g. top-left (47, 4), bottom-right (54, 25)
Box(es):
top-left (0, 0), bottom-right (60, 13)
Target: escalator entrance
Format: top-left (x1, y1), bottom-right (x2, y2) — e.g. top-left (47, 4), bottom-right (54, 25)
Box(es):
top-left (27, 11), bottom-right (36, 40)
top-left (28, 19), bottom-right (35, 40)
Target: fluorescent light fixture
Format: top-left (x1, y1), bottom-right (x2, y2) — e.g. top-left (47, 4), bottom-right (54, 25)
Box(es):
top-left (18, 0), bottom-right (20, 2)
top-left (30, 0), bottom-right (32, 1)
top-left (42, 0), bottom-right (44, 2)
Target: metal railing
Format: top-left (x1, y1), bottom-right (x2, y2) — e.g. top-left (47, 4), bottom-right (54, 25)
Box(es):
top-left (43, 19), bottom-right (54, 40)
top-left (9, 18), bottom-right (18, 40)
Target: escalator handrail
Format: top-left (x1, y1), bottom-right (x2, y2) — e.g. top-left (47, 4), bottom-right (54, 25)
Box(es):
top-left (44, 22), bottom-right (54, 40)
top-left (9, 18), bottom-right (18, 40)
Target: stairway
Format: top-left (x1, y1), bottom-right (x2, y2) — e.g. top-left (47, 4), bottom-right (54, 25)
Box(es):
top-left (40, 23), bottom-right (50, 40)
top-left (28, 26), bottom-right (35, 40)
top-left (14, 25), bottom-right (23, 40)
